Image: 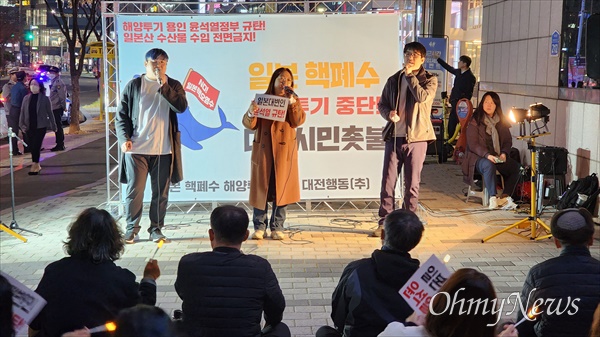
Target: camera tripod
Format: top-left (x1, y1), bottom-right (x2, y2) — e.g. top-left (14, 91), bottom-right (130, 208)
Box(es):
top-left (0, 127), bottom-right (42, 242)
top-left (482, 133), bottom-right (552, 242)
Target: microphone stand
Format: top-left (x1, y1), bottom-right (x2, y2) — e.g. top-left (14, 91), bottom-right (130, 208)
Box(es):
top-left (0, 127), bottom-right (43, 242)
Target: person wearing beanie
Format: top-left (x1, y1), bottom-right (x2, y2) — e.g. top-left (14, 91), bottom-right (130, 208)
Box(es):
top-left (517, 208), bottom-right (600, 337)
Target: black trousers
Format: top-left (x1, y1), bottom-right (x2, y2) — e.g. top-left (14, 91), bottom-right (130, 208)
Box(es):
top-left (26, 127), bottom-right (47, 163)
top-left (7, 105), bottom-right (25, 154)
top-left (52, 108), bottom-right (64, 146)
top-left (448, 102), bottom-right (459, 139)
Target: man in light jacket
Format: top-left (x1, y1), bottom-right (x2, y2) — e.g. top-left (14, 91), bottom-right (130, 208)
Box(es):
top-left (374, 41), bottom-right (437, 236)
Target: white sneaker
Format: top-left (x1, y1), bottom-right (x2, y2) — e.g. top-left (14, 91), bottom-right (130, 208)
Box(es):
top-left (488, 196), bottom-right (498, 209)
top-left (501, 197), bottom-right (518, 210)
top-left (251, 230), bottom-right (265, 240)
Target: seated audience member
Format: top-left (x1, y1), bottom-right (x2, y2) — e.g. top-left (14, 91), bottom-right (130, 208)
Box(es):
top-left (316, 209), bottom-right (424, 337)
top-left (517, 208), bottom-right (600, 337)
top-left (0, 274), bottom-right (15, 337)
top-left (29, 207), bottom-right (160, 337)
top-left (62, 305), bottom-right (177, 337)
top-left (461, 91), bottom-right (521, 209)
top-left (378, 268), bottom-right (517, 337)
top-left (175, 205), bottom-right (289, 337)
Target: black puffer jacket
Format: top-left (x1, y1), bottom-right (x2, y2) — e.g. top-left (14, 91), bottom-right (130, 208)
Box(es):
top-left (175, 247), bottom-right (286, 337)
top-left (330, 249), bottom-right (420, 337)
top-left (517, 245), bottom-right (600, 337)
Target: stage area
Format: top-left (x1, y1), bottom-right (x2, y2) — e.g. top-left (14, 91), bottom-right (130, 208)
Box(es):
top-left (3, 135), bottom-right (598, 336)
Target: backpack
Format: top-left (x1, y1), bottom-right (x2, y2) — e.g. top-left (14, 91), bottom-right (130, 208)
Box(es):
top-left (557, 173), bottom-right (600, 214)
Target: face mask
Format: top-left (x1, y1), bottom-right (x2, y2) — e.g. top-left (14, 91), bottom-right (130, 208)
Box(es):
top-left (48, 73), bottom-right (56, 80)
top-left (30, 85), bottom-right (40, 94)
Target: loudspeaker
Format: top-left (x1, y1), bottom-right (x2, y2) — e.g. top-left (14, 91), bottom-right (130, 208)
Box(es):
top-left (587, 14), bottom-right (600, 80)
top-left (427, 119), bottom-right (447, 162)
top-left (538, 146), bottom-right (568, 175)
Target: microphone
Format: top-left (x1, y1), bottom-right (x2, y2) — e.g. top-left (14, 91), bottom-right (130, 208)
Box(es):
top-left (154, 68), bottom-right (162, 85)
top-left (283, 86), bottom-right (298, 98)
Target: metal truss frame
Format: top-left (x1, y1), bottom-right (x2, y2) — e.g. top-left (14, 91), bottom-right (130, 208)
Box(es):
top-left (101, 1), bottom-right (400, 216)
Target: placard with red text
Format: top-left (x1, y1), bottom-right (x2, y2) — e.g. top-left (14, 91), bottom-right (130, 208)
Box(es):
top-left (399, 255), bottom-right (450, 315)
top-left (0, 271), bottom-right (46, 333)
top-left (254, 94), bottom-right (289, 122)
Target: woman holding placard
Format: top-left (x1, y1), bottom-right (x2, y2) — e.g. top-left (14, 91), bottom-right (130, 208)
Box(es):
top-left (242, 67), bottom-right (306, 240)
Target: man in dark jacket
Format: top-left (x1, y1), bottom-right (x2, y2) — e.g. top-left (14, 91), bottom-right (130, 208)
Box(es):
top-left (437, 55), bottom-right (476, 139)
top-left (8, 71), bottom-right (28, 155)
top-left (175, 205), bottom-right (289, 337)
top-left (517, 208), bottom-right (600, 337)
top-left (316, 209), bottom-right (424, 337)
top-left (48, 66), bottom-right (67, 151)
top-left (116, 48), bottom-right (188, 244)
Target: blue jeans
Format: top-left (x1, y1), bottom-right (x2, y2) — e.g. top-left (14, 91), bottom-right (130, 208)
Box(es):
top-left (475, 156), bottom-right (521, 198)
top-left (253, 203), bottom-right (287, 231)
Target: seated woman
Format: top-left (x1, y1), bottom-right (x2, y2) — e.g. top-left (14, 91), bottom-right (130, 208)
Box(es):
top-left (378, 268), bottom-right (517, 337)
top-left (29, 207), bottom-right (160, 337)
top-left (461, 91), bottom-right (521, 209)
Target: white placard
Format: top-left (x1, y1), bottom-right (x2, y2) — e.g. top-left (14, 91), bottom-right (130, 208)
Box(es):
top-left (254, 94), bottom-right (289, 122)
top-left (116, 14), bottom-right (400, 201)
top-left (398, 255), bottom-right (451, 315)
top-left (0, 271), bottom-right (46, 333)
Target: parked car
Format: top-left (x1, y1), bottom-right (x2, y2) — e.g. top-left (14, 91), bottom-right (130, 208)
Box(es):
top-left (60, 93), bottom-right (86, 126)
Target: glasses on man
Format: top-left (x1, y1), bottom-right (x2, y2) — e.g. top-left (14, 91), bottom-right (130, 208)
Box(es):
top-left (404, 51), bottom-right (423, 59)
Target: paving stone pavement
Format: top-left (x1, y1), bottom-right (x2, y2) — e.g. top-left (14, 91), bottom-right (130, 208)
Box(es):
top-left (1, 119), bottom-right (599, 337)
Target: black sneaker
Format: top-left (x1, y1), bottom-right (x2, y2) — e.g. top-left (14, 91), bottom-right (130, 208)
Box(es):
top-left (51, 145), bottom-right (66, 152)
top-left (149, 229), bottom-right (167, 242)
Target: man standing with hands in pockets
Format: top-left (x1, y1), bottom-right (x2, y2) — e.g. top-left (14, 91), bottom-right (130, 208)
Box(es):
top-left (116, 48), bottom-right (188, 244)
top-left (373, 41), bottom-right (437, 237)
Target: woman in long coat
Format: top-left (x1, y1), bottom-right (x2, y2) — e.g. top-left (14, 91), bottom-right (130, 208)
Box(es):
top-left (461, 91), bottom-right (521, 209)
top-left (19, 77), bottom-right (57, 175)
top-left (242, 67), bottom-right (306, 240)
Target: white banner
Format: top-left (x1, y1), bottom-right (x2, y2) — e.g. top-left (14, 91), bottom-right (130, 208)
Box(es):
top-left (116, 14), bottom-right (400, 201)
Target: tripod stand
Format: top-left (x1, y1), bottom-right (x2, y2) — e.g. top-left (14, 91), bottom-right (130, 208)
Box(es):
top-left (0, 127), bottom-right (42, 242)
top-left (482, 133), bottom-right (552, 242)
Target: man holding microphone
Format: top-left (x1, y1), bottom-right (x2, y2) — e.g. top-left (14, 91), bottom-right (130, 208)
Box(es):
top-left (116, 48), bottom-right (188, 244)
top-left (374, 41), bottom-right (437, 237)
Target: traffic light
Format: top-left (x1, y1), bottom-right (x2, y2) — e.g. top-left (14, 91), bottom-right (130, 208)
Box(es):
top-left (24, 30), bottom-right (34, 41)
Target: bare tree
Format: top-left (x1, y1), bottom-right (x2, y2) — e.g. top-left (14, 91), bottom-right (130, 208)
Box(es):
top-left (0, 6), bottom-right (21, 70)
top-left (44, 0), bottom-right (101, 133)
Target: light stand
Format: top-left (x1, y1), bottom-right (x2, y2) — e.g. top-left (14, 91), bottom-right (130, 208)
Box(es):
top-left (482, 104), bottom-right (553, 242)
top-left (482, 134), bottom-right (552, 242)
top-left (0, 127), bottom-right (43, 242)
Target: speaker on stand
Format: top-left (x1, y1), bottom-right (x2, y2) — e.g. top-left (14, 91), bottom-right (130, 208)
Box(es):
top-left (427, 107), bottom-right (446, 163)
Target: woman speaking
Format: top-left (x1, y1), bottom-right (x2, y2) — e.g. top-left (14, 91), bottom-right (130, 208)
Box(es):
top-left (242, 67), bottom-right (306, 240)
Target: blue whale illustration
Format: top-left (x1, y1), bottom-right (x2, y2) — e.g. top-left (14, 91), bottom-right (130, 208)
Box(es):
top-left (178, 105), bottom-right (239, 150)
